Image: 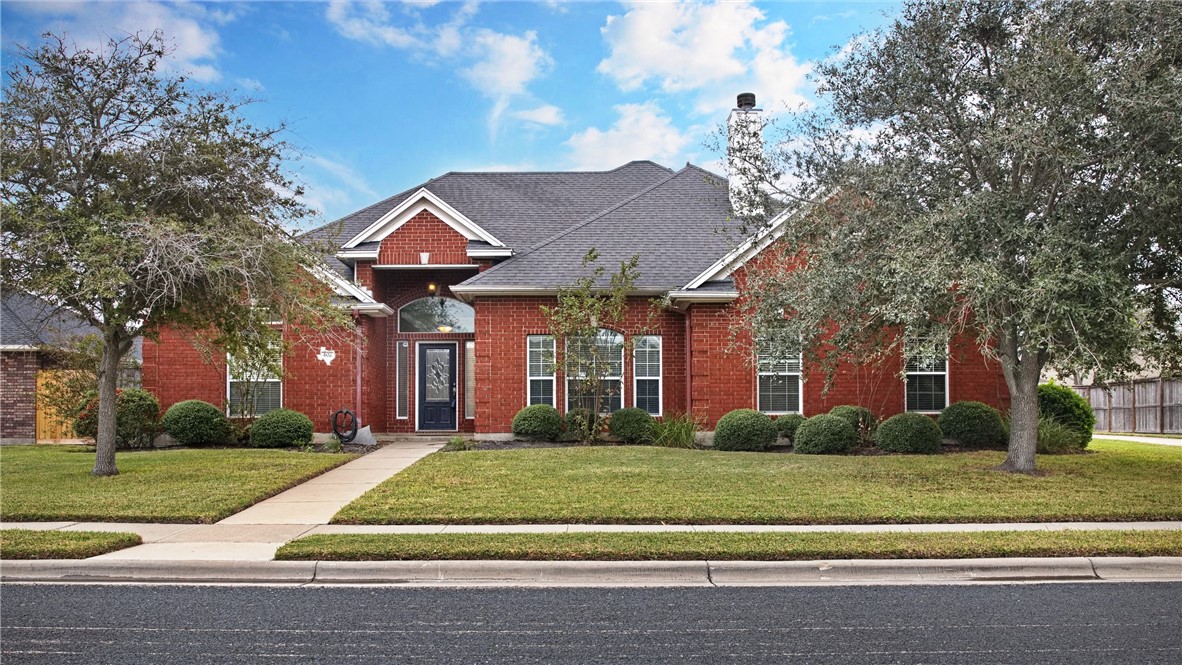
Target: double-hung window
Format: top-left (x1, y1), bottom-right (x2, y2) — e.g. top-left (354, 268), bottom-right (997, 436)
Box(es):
top-left (633, 335), bottom-right (662, 416)
top-left (756, 341), bottom-right (802, 414)
top-left (526, 335), bottom-right (555, 407)
top-left (566, 329), bottom-right (624, 414)
top-left (905, 337), bottom-right (948, 412)
top-left (227, 349), bottom-right (282, 417)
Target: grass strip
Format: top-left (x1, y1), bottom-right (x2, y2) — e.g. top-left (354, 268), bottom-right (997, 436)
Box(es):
top-left (1, 446), bottom-right (357, 523)
top-left (275, 530), bottom-right (1182, 561)
top-left (0, 529), bottom-right (142, 559)
top-left (332, 440), bottom-right (1182, 525)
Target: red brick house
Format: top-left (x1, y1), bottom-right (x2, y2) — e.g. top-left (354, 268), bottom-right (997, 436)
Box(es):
top-left (142, 97), bottom-right (1009, 437)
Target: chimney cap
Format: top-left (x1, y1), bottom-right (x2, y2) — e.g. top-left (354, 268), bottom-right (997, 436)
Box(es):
top-left (736, 92), bottom-right (756, 110)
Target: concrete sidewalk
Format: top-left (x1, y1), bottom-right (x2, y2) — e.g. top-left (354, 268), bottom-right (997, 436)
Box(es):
top-left (1096, 434), bottom-right (1182, 447)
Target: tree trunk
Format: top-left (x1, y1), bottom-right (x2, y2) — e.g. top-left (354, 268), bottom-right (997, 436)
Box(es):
top-left (998, 352), bottom-right (1042, 474)
top-left (91, 334), bottom-right (125, 477)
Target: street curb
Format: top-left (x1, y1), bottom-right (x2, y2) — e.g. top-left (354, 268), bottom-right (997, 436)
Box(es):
top-left (2, 557), bottom-right (1178, 586)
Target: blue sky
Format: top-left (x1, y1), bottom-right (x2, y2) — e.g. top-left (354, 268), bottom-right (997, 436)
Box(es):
top-left (2, 1), bottom-right (898, 228)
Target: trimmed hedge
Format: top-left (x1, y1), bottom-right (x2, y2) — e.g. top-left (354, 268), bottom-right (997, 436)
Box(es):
top-left (161, 400), bottom-right (231, 446)
top-left (713, 409), bottom-right (777, 451)
top-left (609, 408), bottom-right (654, 444)
top-left (775, 414), bottom-right (806, 442)
top-left (73, 388), bottom-right (159, 450)
top-left (829, 405), bottom-right (876, 441)
top-left (250, 409), bottom-right (314, 448)
top-left (877, 413), bottom-right (943, 454)
top-left (794, 414), bottom-right (858, 455)
top-left (512, 404), bottom-right (563, 441)
top-left (938, 401), bottom-right (1007, 448)
top-left (1038, 382), bottom-right (1094, 450)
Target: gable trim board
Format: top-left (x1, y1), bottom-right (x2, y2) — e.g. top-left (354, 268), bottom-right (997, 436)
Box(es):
top-left (343, 188), bottom-right (506, 250)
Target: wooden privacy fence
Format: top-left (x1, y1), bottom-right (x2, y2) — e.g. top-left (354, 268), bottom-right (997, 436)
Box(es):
top-left (1074, 377), bottom-right (1182, 434)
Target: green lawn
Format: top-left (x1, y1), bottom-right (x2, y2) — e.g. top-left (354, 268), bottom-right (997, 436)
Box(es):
top-left (1, 446), bottom-right (356, 523)
top-left (332, 440), bottom-right (1182, 525)
top-left (0, 529), bottom-right (142, 559)
top-left (276, 529), bottom-right (1182, 561)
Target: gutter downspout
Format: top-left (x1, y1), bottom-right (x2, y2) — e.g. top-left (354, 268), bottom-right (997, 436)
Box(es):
top-left (684, 308), bottom-right (693, 416)
top-left (353, 312), bottom-right (364, 426)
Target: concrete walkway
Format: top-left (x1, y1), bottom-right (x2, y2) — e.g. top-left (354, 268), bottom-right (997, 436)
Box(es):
top-left (62, 439), bottom-right (445, 562)
top-left (1096, 434), bottom-right (1182, 447)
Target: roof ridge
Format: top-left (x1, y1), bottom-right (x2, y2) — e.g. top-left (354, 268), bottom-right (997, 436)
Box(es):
top-left (461, 165), bottom-right (696, 284)
top-left (427, 161), bottom-right (673, 177)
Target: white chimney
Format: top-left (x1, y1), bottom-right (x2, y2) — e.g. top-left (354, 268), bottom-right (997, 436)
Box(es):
top-left (727, 92), bottom-right (762, 217)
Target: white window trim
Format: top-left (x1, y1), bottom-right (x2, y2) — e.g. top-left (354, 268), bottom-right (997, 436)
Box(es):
top-left (526, 335), bottom-right (556, 409)
top-left (225, 352), bottom-right (282, 418)
top-left (904, 340), bottom-right (950, 414)
top-left (633, 335), bottom-right (662, 417)
top-left (565, 330), bottom-right (624, 414)
top-left (414, 341), bottom-right (459, 432)
top-left (756, 352), bottom-right (803, 415)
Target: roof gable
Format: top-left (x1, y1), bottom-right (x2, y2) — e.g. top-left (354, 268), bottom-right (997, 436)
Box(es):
top-left (342, 188), bottom-right (505, 249)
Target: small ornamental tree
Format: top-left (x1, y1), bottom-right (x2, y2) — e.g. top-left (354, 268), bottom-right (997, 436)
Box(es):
top-left (542, 249), bottom-right (659, 443)
top-left (1, 33), bottom-right (349, 475)
top-left (728, 0), bottom-right (1182, 474)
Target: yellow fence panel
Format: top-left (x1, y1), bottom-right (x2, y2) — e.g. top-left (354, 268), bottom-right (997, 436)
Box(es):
top-left (35, 371), bottom-right (82, 443)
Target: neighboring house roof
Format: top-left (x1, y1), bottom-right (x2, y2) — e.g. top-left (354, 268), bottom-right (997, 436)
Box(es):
top-left (454, 164), bottom-right (741, 295)
top-left (1, 292), bottom-right (96, 350)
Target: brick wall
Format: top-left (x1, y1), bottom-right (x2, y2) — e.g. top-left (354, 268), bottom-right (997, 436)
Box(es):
top-left (378, 211), bottom-right (470, 265)
top-left (141, 328), bottom-right (227, 412)
top-left (1, 351), bottom-right (38, 443)
top-left (474, 296), bottom-right (687, 434)
top-left (282, 329), bottom-right (357, 432)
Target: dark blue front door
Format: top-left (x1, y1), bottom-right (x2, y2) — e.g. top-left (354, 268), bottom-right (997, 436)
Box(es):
top-left (418, 344), bottom-right (456, 430)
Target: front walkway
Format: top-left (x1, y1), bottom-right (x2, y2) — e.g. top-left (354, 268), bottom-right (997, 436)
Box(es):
top-left (36, 439), bottom-right (447, 562)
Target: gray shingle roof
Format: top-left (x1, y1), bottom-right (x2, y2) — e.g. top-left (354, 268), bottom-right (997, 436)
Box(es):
top-left (304, 160), bottom-right (674, 254)
top-left (458, 165), bottom-right (740, 291)
top-left (1, 293), bottom-right (95, 348)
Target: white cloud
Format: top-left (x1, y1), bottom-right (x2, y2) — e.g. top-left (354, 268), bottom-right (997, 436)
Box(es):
top-left (462, 30), bottom-right (550, 98)
top-left (326, 1), bottom-right (557, 135)
top-left (513, 104), bottom-right (565, 126)
top-left (236, 77), bottom-right (265, 92)
top-left (566, 102), bottom-right (692, 170)
top-left (10, 1), bottom-right (231, 82)
top-left (811, 10), bottom-right (857, 25)
top-left (597, 0), bottom-right (812, 116)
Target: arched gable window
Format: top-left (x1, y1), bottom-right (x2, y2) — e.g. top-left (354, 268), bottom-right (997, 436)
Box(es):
top-left (566, 329), bottom-right (624, 414)
top-left (398, 297), bottom-right (475, 333)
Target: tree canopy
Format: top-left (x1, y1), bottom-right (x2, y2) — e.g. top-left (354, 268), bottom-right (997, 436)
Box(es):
top-left (1, 33), bottom-right (348, 475)
top-left (731, 0), bottom-right (1182, 472)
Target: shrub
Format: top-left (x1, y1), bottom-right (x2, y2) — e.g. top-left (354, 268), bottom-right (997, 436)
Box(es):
top-left (609, 408), bottom-right (654, 444)
top-left (650, 412), bottom-right (699, 448)
top-left (877, 413), bottom-right (943, 454)
top-left (1037, 415), bottom-right (1086, 454)
top-left (794, 414), bottom-right (859, 454)
top-left (775, 414), bottom-right (806, 443)
top-left (1038, 382), bottom-right (1094, 449)
top-left (938, 401), bottom-right (1007, 448)
top-left (73, 388), bottom-right (160, 450)
top-left (249, 409), bottom-right (314, 448)
top-left (161, 400), bottom-right (231, 446)
top-left (512, 404), bottom-right (563, 441)
top-left (565, 408), bottom-right (601, 442)
top-left (712, 409), bottom-right (777, 451)
top-left (829, 405), bottom-right (876, 442)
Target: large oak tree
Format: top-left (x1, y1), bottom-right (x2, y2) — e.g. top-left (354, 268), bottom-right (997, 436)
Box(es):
top-left (732, 0), bottom-right (1181, 473)
top-left (1, 33), bottom-right (347, 475)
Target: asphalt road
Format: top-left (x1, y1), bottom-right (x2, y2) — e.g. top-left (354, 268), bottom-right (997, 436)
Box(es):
top-left (2, 582), bottom-right (1179, 664)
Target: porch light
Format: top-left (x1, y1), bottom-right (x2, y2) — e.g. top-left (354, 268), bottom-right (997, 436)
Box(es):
top-left (426, 282), bottom-right (438, 295)
top-left (436, 325), bottom-right (454, 333)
